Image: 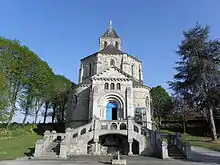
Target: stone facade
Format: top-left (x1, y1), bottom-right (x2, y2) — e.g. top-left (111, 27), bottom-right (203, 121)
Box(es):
top-left (67, 22), bottom-right (152, 130)
top-left (34, 22), bottom-right (191, 159)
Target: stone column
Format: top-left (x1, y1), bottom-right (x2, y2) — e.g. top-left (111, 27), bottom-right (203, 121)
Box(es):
top-left (34, 139), bottom-right (44, 158)
top-left (93, 141), bottom-right (100, 155)
top-left (128, 142), bottom-right (133, 155)
top-left (183, 142), bottom-right (191, 159)
top-left (127, 117), bottom-right (133, 142)
top-left (59, 140), bottom-right (67, 159)
top-left (65, 128), bottom-right (72, 153)
top-left (161, 141), bottom-right (169, 159)
top-left (93, 119), bottom-right (100, 155)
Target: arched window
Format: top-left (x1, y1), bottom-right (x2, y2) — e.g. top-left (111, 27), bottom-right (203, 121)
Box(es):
top-left (115, 42), bottom-right (119, 49)
top-left (110, 83), bottom-right (115, 90)
top-left (116, 83), bottom-right (121, 90)
top-left (104, 41), bottom-right (108, 48)
top-left (110, 59), bottom-right (115, 66)
top-left (89, 62), bottom-right (92, 76)
top-left (131, 64), bottom-right (135, 76)
top-left (104, 83), bottom-right (109, 89)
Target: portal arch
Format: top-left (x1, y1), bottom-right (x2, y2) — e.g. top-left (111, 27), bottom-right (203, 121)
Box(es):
top-left (98, 92), bottom-right (125, 120)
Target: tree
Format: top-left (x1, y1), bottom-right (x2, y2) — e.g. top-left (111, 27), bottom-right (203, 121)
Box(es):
top-left (19, 49), bottom-right (54, 124)
top-left (171, 95), bottom-right (196, 133)
top-left (50, 75), bottom-right (74, 123)
top-left (169, 24), bottom-right (220, 140)
top-left (150, 86), bottom-right (172, 126)
top-left (0, 38), bottom-right (30, 126)
top-left (0, 71), bottom-right (9, 122)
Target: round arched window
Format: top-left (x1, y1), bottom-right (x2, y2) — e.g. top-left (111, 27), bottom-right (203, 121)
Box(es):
top-left (110, 59), bottom-right (115, 66)
top-left (115, 42), bottom-right (119, 49)
top-left (116, 83), bottom-right (121, 90)
top-left (110, 83), bottom-right (115, 90)
top-left (104, 83), bottom-right (109, 89)
top-left (104, 41), bottom-right (108, 48)
top-left (131, 64), bottom-right (135, 76)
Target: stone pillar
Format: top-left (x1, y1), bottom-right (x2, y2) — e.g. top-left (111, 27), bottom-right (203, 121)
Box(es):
top-left (93, 141), bottom-right (100, 155)
top-left (65, 128), bottom-right (72, 153)
top-left (126, 87), bottom-right (134, 118)
top-left (93, 119), bottom-right (100, 155)
top-left (127, 117), bottom-right (133, 142)
top-left (161, 141), bottom-right (169, 159)
top-left (34, 139), bottom-right (44, 158)
top-left (183, 142), bottom-right (191, 159)
top-left (43, 130), bottom-right (50, 150)
top-left (59, 140), bottom-right (67, 159)
top-left (128, 142), bottom-right (133, 155)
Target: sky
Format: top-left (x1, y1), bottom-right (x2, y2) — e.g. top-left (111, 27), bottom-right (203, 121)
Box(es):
top-left (1, 0), bottom-right (220, 122)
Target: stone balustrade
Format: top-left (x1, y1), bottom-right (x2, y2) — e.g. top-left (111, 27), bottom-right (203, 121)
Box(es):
top-left (99, 120), bottom-right (127, 130)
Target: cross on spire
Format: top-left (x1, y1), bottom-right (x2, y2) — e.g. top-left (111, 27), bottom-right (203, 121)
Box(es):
top-left (109, 20), bottom-right (112, 28)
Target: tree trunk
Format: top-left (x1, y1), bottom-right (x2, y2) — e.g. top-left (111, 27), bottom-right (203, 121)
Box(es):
top-left (43, 102), bottom-right (49, 124)
top-left (7, 81), bottom-right (21, 127)
top-left (158, 116), bottom-right (161, 127)
top-left (182, 113), bottom-right (187, 134)
top-left (22, 95), bottom-right (33, 125)
top-left (208, 108), bottom-right (217, 140)
top-left (52, 104), bottom-right (56, 123)
top-left (34, 111), bottom-right (39, 124)
top-left (7, 103), bottom-right (16, 127)
top-left (22, 111), bottom-right (28, 124)
top-left (61, 104), bottom-right (65, 123)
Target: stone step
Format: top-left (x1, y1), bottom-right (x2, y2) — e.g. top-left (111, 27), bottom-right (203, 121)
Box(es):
top-left (168, 146), bottom-right (185, 159)
top-left (41, 152), bottom-right (57, 156)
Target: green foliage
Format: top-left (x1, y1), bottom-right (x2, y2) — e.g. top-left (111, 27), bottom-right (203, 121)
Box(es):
top-left (48, 75), bottom-right (75, 123)
top-left (0, 36), bottom-right (74, 125)
top-left (159, 129), bottom-right (220, 152)
top-left (169, 24), bottom-right (220, 140)
top-left (150, 86), bottom-right (172, 121)
top-left (0, 71), bottom-right (9, 122)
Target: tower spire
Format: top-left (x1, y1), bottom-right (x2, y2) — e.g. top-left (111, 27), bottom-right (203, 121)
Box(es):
top-left (109, 20), bottom-right (112, 28)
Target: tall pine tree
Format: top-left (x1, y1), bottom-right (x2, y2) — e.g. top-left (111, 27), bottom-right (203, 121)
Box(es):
top-left (169, 24), bottom-right (220, 140)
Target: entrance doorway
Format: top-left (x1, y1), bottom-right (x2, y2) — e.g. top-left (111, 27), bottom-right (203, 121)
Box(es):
top-left (112, 108), bottom-right (117, 120)
top-left (99, 134), bottom-right (129, 155)
top-left (106, 102), bottom-right (118, 120)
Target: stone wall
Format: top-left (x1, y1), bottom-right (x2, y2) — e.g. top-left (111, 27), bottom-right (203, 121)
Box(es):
top-left (91, 78), bottom-right (133, 120)
top-left (133, 87), bottom-right (152, 129)
top-left (66, 84), bottom-right (91, 128)
top-left (80, 53), bottom-right (143, 84)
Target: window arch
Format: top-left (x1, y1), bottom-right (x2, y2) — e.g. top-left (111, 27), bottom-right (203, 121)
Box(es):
top-left (110, 83), bottom-right (115, 90)
top-left (104, 83), bottom-right (109, 89)
top-left (115, 41), bottom-right (119, 49)
top-left (104, 41), bottom-right (108, 48)
top-left (110, 59), bottom-right (115, 66)
top-left (89, 62), bottom-right (92, 76)
top-left (131, 64), bottom-right (135, 76)
top-left (116, 83), bottom-right (121, 90)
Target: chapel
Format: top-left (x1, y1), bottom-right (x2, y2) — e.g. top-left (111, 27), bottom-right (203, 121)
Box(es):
top-left (66, 21), bottom-right (152, 130)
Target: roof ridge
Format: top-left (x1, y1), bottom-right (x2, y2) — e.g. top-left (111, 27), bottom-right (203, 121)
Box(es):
top-left (92, 66), bottom-right (131, 79)
top-left (99, 45), bottom-right (124, 54)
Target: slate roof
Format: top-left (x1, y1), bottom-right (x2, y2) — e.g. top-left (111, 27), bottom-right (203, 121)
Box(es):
top-left (99, 45), bottom-right (124, 54)
top-left (102, 27), bottom-right (120, 38)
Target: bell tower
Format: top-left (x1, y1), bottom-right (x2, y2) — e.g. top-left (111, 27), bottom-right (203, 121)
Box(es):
top-left (99, 21), bottom-right (122, 50)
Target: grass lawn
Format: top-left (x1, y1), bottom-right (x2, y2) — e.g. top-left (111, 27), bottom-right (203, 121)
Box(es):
top-left (159, 129), bottom-right (220, 152)
top-left (0, 125), bottom-right (41, 160)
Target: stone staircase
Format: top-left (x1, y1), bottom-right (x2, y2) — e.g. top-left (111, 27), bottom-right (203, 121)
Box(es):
top-left (38, 141), bottom-right (60, 159)
top-left (34, 119), bottom-right (156, 158)
top-left (168, 145), bottom-right (185, 159)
